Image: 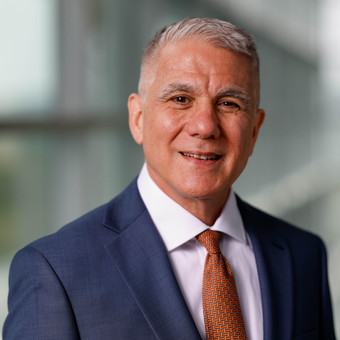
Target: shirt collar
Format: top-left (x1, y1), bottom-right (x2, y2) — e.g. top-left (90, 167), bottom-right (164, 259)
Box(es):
top-left (137, 164), bottom-right (247, 252)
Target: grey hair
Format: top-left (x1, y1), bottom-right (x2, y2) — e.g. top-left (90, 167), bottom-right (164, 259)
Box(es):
top-left (138, 17), bottom-right (260, 96)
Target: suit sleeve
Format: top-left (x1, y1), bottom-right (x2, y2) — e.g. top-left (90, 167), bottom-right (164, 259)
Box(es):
top-left (3, 246), bottom-right (80, 340)
top-left (319, 240), bottom-right (336, 340)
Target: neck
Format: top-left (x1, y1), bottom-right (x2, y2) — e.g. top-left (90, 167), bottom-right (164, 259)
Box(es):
top-left (144, 164), bottom-right (231, 226)
top-left (171, 192), bottom-right (229, 226)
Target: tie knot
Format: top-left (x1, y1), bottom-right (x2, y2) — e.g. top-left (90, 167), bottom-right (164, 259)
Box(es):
top-left (196, 229), bottom-right (221, 255)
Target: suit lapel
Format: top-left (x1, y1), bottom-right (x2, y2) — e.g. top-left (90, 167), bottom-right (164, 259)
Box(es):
top-left (101, 181), bottom-right (296, 339)
top-left (237, 197), bottom-right (294, 340)
top-left (102, 180), bottom-right (201, 340)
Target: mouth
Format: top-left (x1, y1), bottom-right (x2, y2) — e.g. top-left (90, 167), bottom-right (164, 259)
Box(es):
top-left (180, 152), bottom-right (222, 161)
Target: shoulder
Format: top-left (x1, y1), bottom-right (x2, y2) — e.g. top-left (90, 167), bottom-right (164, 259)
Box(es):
top-left (236, 196), bottom-right (325, 249)
top-left (27, 202), bottom-right (108, 255)
top-left (9, 202), bottom-right (109, 287)
top-left (14, 178), bottom-right (143, 267)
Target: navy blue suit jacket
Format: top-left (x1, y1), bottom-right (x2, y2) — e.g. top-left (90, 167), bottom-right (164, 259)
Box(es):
top-left (3, 179), bottom-right (336, 339)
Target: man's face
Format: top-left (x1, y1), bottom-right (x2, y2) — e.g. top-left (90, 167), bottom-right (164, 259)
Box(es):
top-left (129, 40), bottom-right (264, 211)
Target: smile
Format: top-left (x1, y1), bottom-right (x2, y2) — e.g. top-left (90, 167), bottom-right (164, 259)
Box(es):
top-left (180, 152), bottom-right (221, 161)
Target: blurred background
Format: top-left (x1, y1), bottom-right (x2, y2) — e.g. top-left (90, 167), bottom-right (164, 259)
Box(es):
top-left (0, 0), bottom-right (339, 336)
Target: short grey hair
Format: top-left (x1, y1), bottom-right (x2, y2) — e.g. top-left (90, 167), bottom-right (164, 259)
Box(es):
top-left (138, 17), bottom-right (260, 97)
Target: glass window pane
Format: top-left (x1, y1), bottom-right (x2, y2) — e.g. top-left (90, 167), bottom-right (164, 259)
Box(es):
top-left (0, 0), bottom-right (57, 115)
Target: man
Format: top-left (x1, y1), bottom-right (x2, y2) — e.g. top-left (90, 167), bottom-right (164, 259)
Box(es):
top-left (3, 18), bottom-right (335, 339)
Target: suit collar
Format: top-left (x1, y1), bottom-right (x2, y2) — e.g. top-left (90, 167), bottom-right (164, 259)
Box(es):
top-left (237, 196), bottom-right (294, 340)
top-left (102, 179), bottom-right (201, 340)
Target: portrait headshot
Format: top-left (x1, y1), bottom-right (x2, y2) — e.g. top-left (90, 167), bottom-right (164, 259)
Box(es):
top-left (1, 2), bottom-right (339, 339)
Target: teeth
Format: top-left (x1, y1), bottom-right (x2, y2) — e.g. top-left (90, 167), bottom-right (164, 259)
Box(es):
top-left (181, 152), bottom-right (219, 160)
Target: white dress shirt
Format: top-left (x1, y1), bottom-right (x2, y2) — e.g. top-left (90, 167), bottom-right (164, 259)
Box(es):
top-left (137, 164), bottom-right (263, 340)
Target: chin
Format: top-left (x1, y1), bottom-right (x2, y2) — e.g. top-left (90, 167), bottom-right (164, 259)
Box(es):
top-left (178, 184), bottom-right (229, 201)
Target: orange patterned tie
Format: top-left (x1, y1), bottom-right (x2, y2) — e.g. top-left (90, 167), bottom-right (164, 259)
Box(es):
top-left (197, 229), bottom-right (247, 339)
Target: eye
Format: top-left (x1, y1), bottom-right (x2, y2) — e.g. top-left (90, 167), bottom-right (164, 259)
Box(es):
top-left (217, 100), bottom-right (240, 112)
top-left (172, 96), bottom-right (191, 104)
top-left (219, 100), bottom-right (238, 107)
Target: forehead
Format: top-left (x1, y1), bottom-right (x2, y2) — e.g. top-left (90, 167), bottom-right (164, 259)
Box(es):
top-left (146, 40), bottom-right (257, 96)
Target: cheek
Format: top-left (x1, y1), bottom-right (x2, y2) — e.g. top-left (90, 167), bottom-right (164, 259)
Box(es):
top-left (145, 109), bottom-right (183, 143)
top-left (224, 118), bottom-right (254, 153)
top-left (158, 116), bottom-right (176, 133)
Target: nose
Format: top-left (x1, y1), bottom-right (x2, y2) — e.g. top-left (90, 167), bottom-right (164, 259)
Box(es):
top-left (186, 103), bottom-right (220, 139)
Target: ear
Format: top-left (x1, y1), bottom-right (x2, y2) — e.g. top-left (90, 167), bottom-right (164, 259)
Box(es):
top-left (128, 93), bottom-right (144, 145)
top-left (249, 108), bottom-right (265, 155)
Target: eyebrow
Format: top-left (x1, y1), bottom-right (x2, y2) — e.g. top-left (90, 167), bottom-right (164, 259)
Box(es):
top-left (158, 83), bottom-right (198, 99)
top-left (158, 82), bottom-right (252, 109)
top-left (216, 88), bottom-right (251, 108)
